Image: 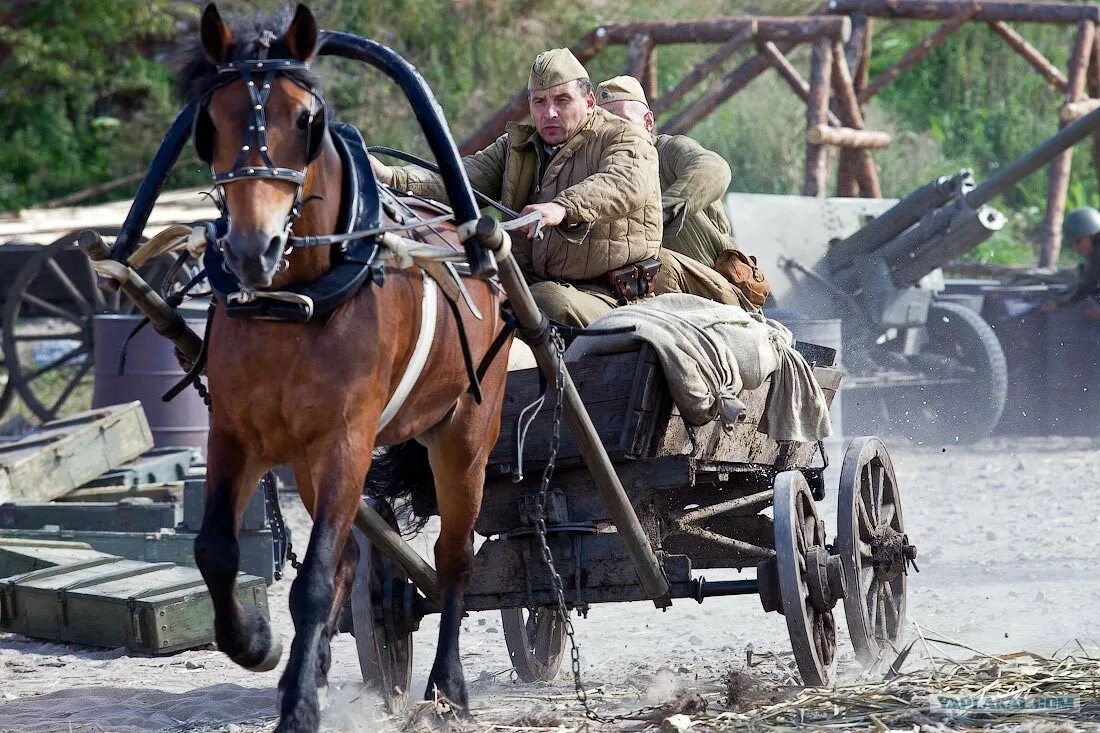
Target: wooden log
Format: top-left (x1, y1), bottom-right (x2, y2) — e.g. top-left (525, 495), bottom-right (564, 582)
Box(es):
top-left (832, 42), bottom-right (882, 196)
top-left (625, 34), bottom-right (654, 80)
top-left (804, 38), bottom-right (834, 197)
top-left (661, 47), bottom-right (779, 135)
top-left (845, 12), bottom-right (873, 90)
top-left (859, 6), bottom-right (978, 102)
top-left (759, 41), bottom-right (841, 126)
top-left (827, 0), bottom-right (1100, 24)
top-left (987, 21), bottom-right (1069, 92)
top-left (1060, 98), bottom-right (1100, 123)
top-left (1090, 33), bottom-right (1100, 208)
top-left (807, 124), bottom-right (891, 148)
top-left (458, 29), bottom-right (607, 154)
top-left (651, 25), bottom-right (756, 117)
top-left (596, 16), bottom-right (851, 45)
top-left (1040, 20), bottom-right (1096, 267)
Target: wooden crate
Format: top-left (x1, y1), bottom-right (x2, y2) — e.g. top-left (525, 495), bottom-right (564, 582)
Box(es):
top-left (0, 556), bottom-right (267, 654)
top-left (0, 402), bottom-right (154, 503)
top-left (0, 526), bottom-right (282, 585)
top-left (0, 538), bottom-right (113, 579)
top-left (0, 499), bottom-right (179, 533)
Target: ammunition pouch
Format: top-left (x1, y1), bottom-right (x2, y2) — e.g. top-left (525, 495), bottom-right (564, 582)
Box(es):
top-left (606, 257), bottom-right (662, 304)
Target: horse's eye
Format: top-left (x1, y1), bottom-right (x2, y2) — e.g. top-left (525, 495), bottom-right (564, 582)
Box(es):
top-left (296, 112), bottom-right (311, 130)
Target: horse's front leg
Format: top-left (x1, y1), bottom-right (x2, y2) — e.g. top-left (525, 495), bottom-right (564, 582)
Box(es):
top-left (194, 429), bottom-right (281, 671)
top-left (422, 417), bottom-right (496, 711)
top-left (277, 442), bottom-right (371, 733)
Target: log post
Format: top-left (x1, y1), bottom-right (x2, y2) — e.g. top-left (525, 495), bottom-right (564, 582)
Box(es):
top-left (808, 124), bottom-right (891, 147)
top-left (804, 38), bottom-right (833, 197)
top-left (625, 34), bottom-right (656, 101)
top-left (1090, 30), bottom-right (1100, 210)
top-left (832, 41), bottom-right (882, 197)
top-left (661, 46), bottom-right (781, 135)
top-left (987, 21), bottom-right (1069, 92)
top-left (652, 25), bottom-right (755, 117)
top-left (1039, 21), bottom-right (1095, 267)
top-left (828, 0), bottom-right (1100, 24)
top-left (859, 6), bottom-right (978, 103)
top-left (759, 41), bottom-right (841, 126)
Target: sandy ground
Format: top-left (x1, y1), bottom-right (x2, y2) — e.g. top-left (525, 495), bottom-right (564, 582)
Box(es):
top-left (1, 436), bottom-right (1099, 732)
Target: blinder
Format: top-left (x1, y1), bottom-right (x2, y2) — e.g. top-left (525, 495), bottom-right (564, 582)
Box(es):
top-left (192, 59), bottom-right (328, 185)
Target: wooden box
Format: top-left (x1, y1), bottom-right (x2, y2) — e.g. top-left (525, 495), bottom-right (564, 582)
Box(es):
top-left (0, 538), bottom-right (114, 578)
top-left (0, 556), bottom-right (268, 654)
top-left (0, 499), bottom-right (179, 533)
top-left (0, 403), bottom-right (154, 503)
top-left (0, 526), bottom-right (283, 584)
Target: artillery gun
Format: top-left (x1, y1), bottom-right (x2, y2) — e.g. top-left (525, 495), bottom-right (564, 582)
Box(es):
top-left (727, 105), bottom-right (1100, 444)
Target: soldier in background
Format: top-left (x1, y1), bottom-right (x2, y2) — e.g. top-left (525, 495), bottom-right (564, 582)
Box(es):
top-left (1040, 206), bottom-right (1100, 320)
top-left (595, 75), bottom-right (768, 312)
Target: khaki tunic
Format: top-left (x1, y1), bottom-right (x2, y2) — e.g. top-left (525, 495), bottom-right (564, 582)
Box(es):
top-left (390, 107), bottom-right (662, 282)
top-left (655, 133), bottom-right (734, 267)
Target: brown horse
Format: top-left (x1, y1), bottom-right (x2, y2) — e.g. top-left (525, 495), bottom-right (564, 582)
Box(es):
top-left (184, 5), bottom-right (509, 731)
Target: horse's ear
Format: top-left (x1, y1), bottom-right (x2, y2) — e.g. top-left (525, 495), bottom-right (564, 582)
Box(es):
top-left (285, 4), bottom-right (319, 62)
top-left (201, 4), bottom-right (233, 64)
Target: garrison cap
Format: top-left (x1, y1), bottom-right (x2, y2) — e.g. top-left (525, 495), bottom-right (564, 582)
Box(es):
top-left (596, 75), bottom-right (649, 108)
top-left (528, 48), bottom-right (589, 92)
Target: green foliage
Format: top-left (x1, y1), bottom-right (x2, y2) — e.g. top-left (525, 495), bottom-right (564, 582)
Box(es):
top-left (0, 1), bottom-right (197, 210)
top-left (2, 0), bottom-right (1097, 267)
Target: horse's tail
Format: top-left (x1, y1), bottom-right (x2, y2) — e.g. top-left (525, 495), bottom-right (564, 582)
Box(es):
top-left (364, 441), bottom-right (437, 533)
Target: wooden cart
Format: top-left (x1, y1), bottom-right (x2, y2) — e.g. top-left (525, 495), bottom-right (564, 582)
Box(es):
top-left (351, 341), bottom-right (915, 706)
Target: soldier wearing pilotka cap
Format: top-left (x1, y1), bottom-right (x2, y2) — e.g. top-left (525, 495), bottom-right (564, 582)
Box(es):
top-left (596, 75), bottom-right (769, 311)
top-left (372, 50), bottom-right (662, 326)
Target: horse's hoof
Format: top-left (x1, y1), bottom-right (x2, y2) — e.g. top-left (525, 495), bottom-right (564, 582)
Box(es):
top-left (247, 635), bottom-right (283, 672)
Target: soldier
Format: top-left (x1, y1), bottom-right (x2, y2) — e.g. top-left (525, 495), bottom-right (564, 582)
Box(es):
top-left (1040, 206), bottom-right (1100, 320)
top-left (594, 75), bottom-right (767, 311)
top-left (371, 50), bottom-right (662, 326)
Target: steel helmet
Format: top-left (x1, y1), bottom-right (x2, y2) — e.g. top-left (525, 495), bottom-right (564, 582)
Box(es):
top-left (1062, 206), bottom-right (1100, 248)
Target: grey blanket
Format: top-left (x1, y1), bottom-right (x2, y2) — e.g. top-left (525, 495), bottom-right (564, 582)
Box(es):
top-left (565, 294), bottom-right (831, 442)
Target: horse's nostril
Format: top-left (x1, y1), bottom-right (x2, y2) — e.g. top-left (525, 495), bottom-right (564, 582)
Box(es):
top-left (268, 236), bottom-right (283, 255)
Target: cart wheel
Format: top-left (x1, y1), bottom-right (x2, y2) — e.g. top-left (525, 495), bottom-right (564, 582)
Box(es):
top-left (837, 437), bottom-right (913, 670)
top-left (1, 229), bottom-right (184, 423)
top-left (0, 369), bottom-right (12, 422)
top-left (350, 498), bottom-right (415, 711)
top-left (501, 606), bottom-right (567, 682)
top-left (772, 471), bottom-right (843, 686)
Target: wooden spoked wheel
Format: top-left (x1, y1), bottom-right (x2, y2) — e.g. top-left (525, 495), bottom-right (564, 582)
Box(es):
top-left (351, 498), bottom-right (415, 712)
top-left (1, 229), bottom-right (188, 423)
top-left (772, 470), bottom-right (841, 687)
top-left (837, 437), bottom-right (912, 670)
top-left (501, 606), bottom-right (567, 682)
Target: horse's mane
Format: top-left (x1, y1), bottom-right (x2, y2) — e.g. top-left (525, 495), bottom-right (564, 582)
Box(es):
top-left (177, 7), bottom-right (322, 103)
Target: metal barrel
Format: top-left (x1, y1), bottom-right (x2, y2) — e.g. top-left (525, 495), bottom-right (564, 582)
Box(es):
top-left (91, 314), bottom-right (209, 450)
top-left (826, 170), bottom-right (973, 267)
top-left (967, 103), bottom-right (1100, 208)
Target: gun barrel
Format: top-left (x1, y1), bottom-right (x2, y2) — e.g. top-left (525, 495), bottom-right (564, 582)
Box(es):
top-left (967, 103), bottom-right (1100, 207)
top-left (827, 171), bottom-right (973, 268)
top-left (884, 203), bottom-right (1007, 286)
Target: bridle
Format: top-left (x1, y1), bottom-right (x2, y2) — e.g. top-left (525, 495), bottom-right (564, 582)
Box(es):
top-left (193, 57), bottom-right (328, 244)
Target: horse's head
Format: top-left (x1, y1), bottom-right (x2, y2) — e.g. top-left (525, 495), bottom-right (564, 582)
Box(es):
top-left (191, 3), bottom-right (327, 289)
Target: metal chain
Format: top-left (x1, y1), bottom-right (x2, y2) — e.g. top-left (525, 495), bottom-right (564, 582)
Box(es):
top-left (262, 470), bottom-right (300, 578)
top-left (533, 330), bottom-right (619, 724)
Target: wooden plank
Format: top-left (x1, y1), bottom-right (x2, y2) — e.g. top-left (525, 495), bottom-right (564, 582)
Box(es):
top-left (0, 403), bottom-right (153, 503)
top-left (0, 538), bottom-right (111, 579)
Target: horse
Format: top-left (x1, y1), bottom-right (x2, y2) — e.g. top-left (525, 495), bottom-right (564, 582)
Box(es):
top-left (182, 4), bottom-right (510, 731)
